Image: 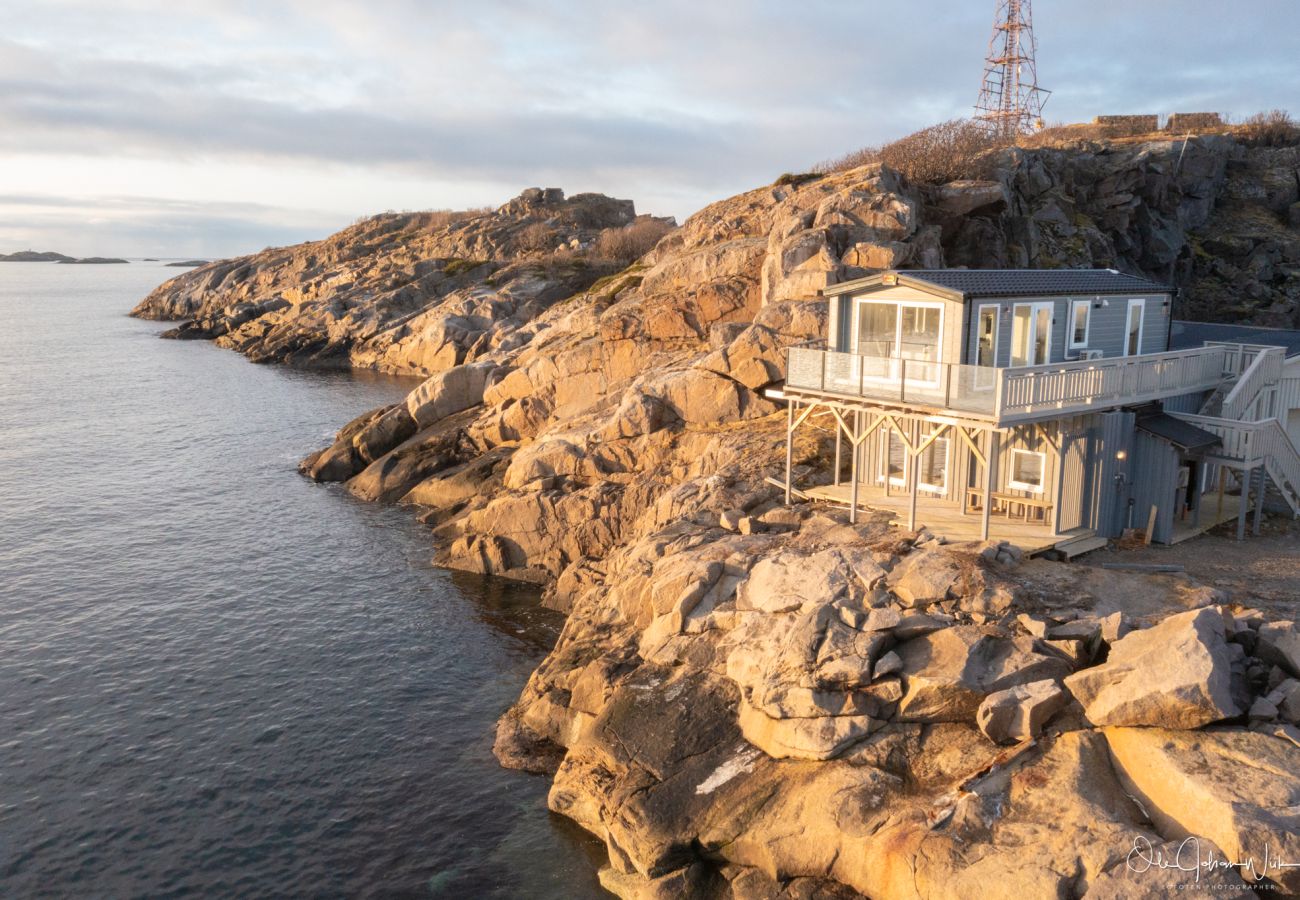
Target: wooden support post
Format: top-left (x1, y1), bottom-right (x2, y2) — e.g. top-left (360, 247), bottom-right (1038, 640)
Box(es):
top-left (1051, 425), bottom-right (1066, 537)
top-left (1192, 464), bottom-right (1204, 528)
top-left (849, 410), bottom-right (861, 525)
top-left (1236, 467), bottom-right (1250, 541)
top-left (833, 421), bottom-right (842, 487)
top-left (908, 419), bottom-right (920, 532)
top-left (1217, 466), bottom-right (1226, 518)
top-left (982, 429), bottom-right (999, 541)
top-left (1253, 465), bottom-right (1266, 536)
top-left (784, 400), bottom-right (794, 505)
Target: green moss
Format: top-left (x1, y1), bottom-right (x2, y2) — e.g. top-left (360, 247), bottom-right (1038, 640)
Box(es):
top-left (443, 258), bottom-right (487, 277)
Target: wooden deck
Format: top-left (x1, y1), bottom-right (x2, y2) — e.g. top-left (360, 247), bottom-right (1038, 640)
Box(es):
top-left (803, 482), bottom-right (1096, 555)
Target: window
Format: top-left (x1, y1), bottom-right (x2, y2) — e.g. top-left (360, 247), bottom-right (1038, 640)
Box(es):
top-left (976, 304), bottom-right (998, 367)
top-left (853, 298), bottom-right (945, 386)
top-left (919, 435), bottom-right (948, 493)
top-left (1069, 300), bottom-right (1091, 349)
top-left (1125, 299), bottom-right (1145, 356)
top-left (1010, 302), bottom-right (1052, 366)
top-left (1008, 449), bottom-right (1046, 493)
top-left (880, 430), bottom-right (907, 486)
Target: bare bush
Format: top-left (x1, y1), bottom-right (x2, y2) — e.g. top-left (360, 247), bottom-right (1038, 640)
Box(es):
top-left (593, 217), bottom-right (676, 263)
top-left (817, 119), bottom-right (1009, 183)
top-left (418, 207), bottom-right (494, 229)
top-left (1239, 109), bottom-right (1299, 146)
top-left (517, 222), bottom-right (559, 253)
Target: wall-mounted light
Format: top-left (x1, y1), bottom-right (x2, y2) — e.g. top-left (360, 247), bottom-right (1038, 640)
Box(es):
top-left (1116, 450), bottom-right (1127, 461)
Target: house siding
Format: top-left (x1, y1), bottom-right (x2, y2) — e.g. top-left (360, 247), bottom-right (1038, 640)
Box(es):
top-left (962, 292), bottom-right (1173, 366)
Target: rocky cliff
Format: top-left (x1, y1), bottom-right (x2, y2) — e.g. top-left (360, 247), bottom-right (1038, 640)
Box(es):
top-left (137, 133), bottom-right (1300, 898)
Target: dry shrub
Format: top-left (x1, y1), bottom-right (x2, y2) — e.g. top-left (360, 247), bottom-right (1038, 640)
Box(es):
top-left (418, 207), bottom-right (494, 229)
top-left (593, 217), bottom-right (676, 263)
top-left (517, 221), bottom-right (558, 253)
top-left (1239, 109), bottom-right (1299, 146)
top-left (817, 119), bottom-right (1010, 183)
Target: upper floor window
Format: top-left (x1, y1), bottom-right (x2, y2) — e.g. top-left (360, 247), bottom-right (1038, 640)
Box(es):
top-left (1069, 300), bottom-right (1091, 349)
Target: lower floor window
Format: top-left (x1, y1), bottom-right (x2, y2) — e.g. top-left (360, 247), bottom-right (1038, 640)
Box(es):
top-left (919, 436), bottom-right (948, 493)
top-left (881, 431), bottom-right (906, 486)
top-left (1008, 448), bottom-right (1046, 492)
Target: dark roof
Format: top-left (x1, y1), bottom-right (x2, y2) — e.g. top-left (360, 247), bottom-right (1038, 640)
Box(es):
top-left (1136, 412), bottom-right (1222, 454)
top-left (824, 268), bottom-right (1174, 300)
top-left (1169, 320), bottom-right (1300, 358)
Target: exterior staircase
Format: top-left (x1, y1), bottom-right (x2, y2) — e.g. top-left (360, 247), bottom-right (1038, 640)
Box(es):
top-left (1178, 344), bottom-right (1299, 517)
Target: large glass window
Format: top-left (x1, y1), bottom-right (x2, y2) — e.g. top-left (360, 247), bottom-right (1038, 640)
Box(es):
top-left (1008, 449), bottom-right (1046, 493)
top-left (856, 302), bottom-right (897, 356)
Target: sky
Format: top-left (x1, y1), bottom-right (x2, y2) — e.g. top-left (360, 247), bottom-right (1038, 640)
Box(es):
top-left (1, 1), bottom-right (1297, 258)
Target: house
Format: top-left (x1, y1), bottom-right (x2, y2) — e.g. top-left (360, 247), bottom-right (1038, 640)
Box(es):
top-left (773, 269), bottom-right (1300, 555)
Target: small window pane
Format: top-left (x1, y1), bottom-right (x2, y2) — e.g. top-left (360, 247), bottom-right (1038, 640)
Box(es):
top-left (1010, 450), bottom-right (1045, 492)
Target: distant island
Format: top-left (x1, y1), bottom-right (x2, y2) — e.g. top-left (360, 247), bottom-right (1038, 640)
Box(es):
top-left (0, 250), bottom-right (130, 264)
top-left (165, 260), bottom-right (210, 267)
top-left (0, 250), bottom-right (76, 262)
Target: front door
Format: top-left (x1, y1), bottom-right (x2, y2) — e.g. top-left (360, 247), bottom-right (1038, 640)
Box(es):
top-left (1125, 299), bottom-right (1145, 356)
top-left (1010, 302), bottom-right (1052, 366)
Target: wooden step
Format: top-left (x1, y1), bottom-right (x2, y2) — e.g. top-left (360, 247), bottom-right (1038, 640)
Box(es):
top-left (1054, 533), bottom-right (1109, 560)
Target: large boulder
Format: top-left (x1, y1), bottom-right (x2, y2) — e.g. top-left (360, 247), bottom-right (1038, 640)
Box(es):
top-left (887, 547), bottom-right (964, 608)
top-left (1064, 607), bottom-right (1239, 728)
top-left (405, 361), bottom-right (494, 428)
top-left (976, 678), bottom-right (1068, 745)
top-left (1255, 620), bottom-right (1300, 677)
top-left (895, 627), bottom-right (1074, 722)
top-left (1104, 726), bottom-right (1300, 895)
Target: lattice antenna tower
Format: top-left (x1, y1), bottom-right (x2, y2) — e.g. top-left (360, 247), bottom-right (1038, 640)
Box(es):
top-left (974, 0), bottom-right (1050, 136)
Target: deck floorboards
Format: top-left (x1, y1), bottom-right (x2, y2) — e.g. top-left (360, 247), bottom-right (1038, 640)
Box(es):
top-left (802, 483), bottom-right (1091, 554)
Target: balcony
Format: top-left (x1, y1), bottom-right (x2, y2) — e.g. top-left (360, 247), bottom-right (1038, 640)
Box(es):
top-left (784, 344), bottom-right (1234, 425)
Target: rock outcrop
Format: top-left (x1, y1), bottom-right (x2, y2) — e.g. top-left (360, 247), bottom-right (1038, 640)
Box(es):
top-left (136, 130), bottom-right (1300, 898)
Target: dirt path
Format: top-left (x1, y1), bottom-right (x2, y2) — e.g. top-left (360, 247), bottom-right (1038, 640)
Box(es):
top-left (1078, 513), bottom-right (1300, 618)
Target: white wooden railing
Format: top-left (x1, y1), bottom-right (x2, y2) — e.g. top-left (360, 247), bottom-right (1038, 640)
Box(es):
top-left (785, 344), bottom-right (1232, 424)
top-left (1219, 346), bottom-right (1284, 420)
top-left (1171, 413), bottom-right (1300, 514)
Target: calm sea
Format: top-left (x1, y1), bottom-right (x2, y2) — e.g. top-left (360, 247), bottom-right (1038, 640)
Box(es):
top-left (0, 261), bottom-right (606, 898)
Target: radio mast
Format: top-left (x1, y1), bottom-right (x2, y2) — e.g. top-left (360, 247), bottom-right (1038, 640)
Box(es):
top-left (974, 0), bottom-right (1050, 136)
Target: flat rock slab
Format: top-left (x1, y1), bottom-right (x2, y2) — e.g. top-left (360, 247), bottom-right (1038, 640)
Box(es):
top-left (1104, 726), bottom-right (1300, 895)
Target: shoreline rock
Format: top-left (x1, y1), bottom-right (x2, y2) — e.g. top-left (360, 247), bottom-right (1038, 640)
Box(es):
top-left (138, 132), bottom-right (1300, 897)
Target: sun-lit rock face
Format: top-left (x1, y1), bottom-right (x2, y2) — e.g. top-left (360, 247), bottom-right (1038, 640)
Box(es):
top-left (142, 130), bottom-right (1300, 898)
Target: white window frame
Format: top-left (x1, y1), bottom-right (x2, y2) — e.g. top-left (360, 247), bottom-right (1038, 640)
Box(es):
top-left (918, 434), bottom-right (949, 494)
top-left (1010, 301), bottom-right (1053, 367)
top-left (850, 297), bottom-right (946, 387)
top-left (1125, 298), bottom-right (1146, 356)
top-left (1007, 448), bottom-right (1047, 493)
top-left (1068, 299), bottom-right (1091, 350)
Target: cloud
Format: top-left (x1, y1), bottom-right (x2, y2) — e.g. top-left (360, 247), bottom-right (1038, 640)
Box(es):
top-left (0, 193), bottom-right (344, 258)
top-left (1, 0), bottom-right (1297, 256)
